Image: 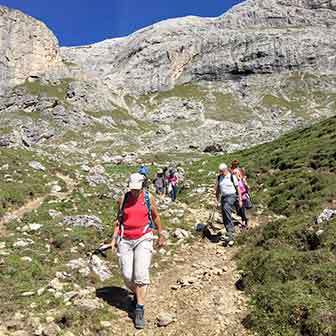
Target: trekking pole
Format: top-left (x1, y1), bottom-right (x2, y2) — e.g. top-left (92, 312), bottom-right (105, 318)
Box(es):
top-left (88, 243), bottom-right (112, 263)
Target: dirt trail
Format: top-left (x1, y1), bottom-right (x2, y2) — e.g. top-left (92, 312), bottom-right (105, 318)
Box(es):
top-left (110, 234), bottom-right (252, 336)
top-left (0, 173), bottom-right (75, 233)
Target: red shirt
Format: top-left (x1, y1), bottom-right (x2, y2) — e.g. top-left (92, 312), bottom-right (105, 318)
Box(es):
top-left (120, 192), bottom-right (152, 240)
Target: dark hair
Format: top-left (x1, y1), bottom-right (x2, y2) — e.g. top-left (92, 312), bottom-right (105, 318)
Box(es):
top-left (231, 160), bottom-right (240, 169)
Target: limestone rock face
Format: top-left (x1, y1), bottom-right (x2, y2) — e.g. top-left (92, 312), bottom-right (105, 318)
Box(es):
top-left (0, 6), bottom-right (61, 91)
top-left (1, 0), bottom-right (336, 156)
top-left (222, 0), bottom-right (336, 29)
top-left (61, 0), bottom-right (336, 95)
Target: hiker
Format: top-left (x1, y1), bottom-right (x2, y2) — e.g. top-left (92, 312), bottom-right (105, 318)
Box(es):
top-left (153, 169), bottom-right (165, 197)
top-left (231, 160), bottom-right (252, 228)
top-left (167, 169), bottom-right (178, 202)
top-left (176, 165), bottom-right (186, 193)
top-left (234, 169), bottom-right (249, 228)
top-left (230, 160), bottom-right (247, 183)
top-left (215, 163), bottom-right (243, 246)
top-left (138, 165), bottom-right (150, 189)
top-left (162, 167), bottom-right (169, 195)
top-left (109, 173), bottom-right (165, 329)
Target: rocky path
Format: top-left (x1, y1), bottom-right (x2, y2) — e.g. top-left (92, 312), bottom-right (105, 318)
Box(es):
top-left (110, 238), bottom-right (252, 336)
top-left (0, 173), bottom-right (75, 233)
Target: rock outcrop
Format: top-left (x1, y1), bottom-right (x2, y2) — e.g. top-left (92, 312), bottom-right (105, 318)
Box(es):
top-left (0, 0), bottom-right (336, 156)
top-left (0, 6), bottom-right (61, 91)
top-left (61, 0), bottom-right (336, 95)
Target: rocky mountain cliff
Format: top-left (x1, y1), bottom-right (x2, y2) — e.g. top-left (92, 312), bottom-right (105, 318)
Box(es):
top-left (0, 0), bottom-right (336, 160)
top-left (61, 0), bottom-right (336, 95)
top-left (0, 6), bottom-right (61, 91)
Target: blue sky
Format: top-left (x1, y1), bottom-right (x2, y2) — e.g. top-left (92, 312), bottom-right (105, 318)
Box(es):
top-left (2, 0), bottom-right (243, 46)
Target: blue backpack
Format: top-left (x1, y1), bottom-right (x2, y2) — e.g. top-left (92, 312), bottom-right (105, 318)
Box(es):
top-left (138, 166), bottom-right (150, 177)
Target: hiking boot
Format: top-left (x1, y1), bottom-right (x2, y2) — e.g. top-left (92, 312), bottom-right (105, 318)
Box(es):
top-left (135, 305), bottom-right (145, 329)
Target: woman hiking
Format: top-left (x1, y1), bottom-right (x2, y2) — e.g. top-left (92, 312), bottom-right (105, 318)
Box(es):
top-left (234, 169), bottom-right (250, 228)
top-left (108, 173), bottom-right (165, 329)
top-left (167, 169), bottom-right (178, 202)
top-left (231, 160), bottom-right (252, 228)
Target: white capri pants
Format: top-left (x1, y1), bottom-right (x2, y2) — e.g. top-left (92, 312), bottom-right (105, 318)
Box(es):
top-left (117, 232), bottom-right (154, 286)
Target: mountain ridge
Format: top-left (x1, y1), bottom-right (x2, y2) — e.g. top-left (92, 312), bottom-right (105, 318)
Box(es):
top-left (0, 0), bottom-right (335, 158)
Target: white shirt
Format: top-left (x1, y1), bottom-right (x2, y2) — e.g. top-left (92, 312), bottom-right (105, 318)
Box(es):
top-left (219, 173), bottom-right (238, 196)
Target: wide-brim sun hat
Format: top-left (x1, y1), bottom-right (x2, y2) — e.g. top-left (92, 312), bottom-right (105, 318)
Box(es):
top-left (128, 173), bottom-right (145, 190)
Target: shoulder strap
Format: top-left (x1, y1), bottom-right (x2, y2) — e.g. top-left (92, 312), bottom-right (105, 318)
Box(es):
top-left (144, 191), bottom-right (155, 229)
top-left (230, 174), bottom-right (238, 195)
top-left (118, 192), bottom-right (129, 225)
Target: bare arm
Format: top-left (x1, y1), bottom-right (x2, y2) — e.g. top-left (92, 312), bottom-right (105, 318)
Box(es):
top-left (234, 177), bottom-right (243, 206)
top-left (215, 177), bottom-right (220, 201)
top-left (150, 195), bottom-right (165, 246)
top-left (109, 197), bottom-right (122, 248)
top-left (150, 195), bottom-right (163, 234)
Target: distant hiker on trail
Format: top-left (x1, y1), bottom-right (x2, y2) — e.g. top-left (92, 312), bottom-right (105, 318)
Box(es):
top-left (215, 163), bottom-right (243, 246)
top-left (167, 169), bottom-right (178, 202)
top-left (231, 160), bottom-right (252, 228)
top-left (230, 159), bottom-right (247, 184)
top-left (153, 169), bottom-right (165, 198)
top-left (138, 165), bottom-right (150, 189)
top-left (108, 173), bottom-right (165, 329)
top-left (234, 169), bottom-right (250, 229)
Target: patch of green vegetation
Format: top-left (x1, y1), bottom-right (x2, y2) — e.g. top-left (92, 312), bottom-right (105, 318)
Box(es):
top-left (262, 94), bottom-right (302, 111)
top-left (63, 60), bottom-right (79, 68)
top-left (135, 84), bottom-right (253, 123)
top-left (207, 92), bottom-right (252, 122)
top-left (19, 78), bottom-right (74, 101)
top-left (0, 125), bottom-right (12, 135)
top-left (155, 84), bottom-right (205, 100)
top-left (13, 109), bottom-right (42, 122)
top-left (185, 116), bottom-right (336, 335)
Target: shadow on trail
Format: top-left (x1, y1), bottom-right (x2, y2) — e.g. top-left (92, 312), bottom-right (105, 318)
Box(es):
top-left (96, 286), bottom-right (132, 314)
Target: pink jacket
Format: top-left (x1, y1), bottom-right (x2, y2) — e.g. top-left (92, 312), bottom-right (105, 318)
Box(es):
top-left (238, 180), bottom-right (248, 200)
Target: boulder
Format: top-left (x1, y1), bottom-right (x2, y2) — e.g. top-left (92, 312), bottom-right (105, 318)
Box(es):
top-left (63, 215), bottom-right (103, 231)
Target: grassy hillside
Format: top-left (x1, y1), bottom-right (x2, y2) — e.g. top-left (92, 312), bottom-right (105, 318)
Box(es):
top-left (0, 149), bottom-right (72, 217)
top-left (135, 73), bottom-right (336, 123)
top-left (186, 116), bottom-right (336, 336)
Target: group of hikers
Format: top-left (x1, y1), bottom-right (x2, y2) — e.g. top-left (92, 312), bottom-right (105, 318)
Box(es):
top-left (102, 159), bottom-right (251, 329)
top-left (138, 164), bottom-right (185, 202)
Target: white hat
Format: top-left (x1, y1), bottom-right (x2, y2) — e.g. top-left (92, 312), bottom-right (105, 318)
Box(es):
top-left (218, 163), bottom-right (228, 171)
top-left (128, 173), bottom-right (145, 190)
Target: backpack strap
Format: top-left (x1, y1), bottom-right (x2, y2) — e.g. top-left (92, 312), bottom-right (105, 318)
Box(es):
top-left (230, 174), bottom-right (239, 196)
top-left (144, 191), bottom-right (155, 230)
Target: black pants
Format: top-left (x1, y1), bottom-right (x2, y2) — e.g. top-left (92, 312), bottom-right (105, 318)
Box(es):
top-left (235, 202), bottom-right (248, 222)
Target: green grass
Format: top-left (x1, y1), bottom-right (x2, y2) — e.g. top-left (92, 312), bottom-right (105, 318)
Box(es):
top-left (19, 79), bottom-right (74, 101)
top-left (0, 148), bottom-right (72, 217)
top-left (184, 116), bottom-right (336, 335)
top-left (134, 83), bottom-right (253, 123)
top-left (0, 157), bottom-right (193, 334)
